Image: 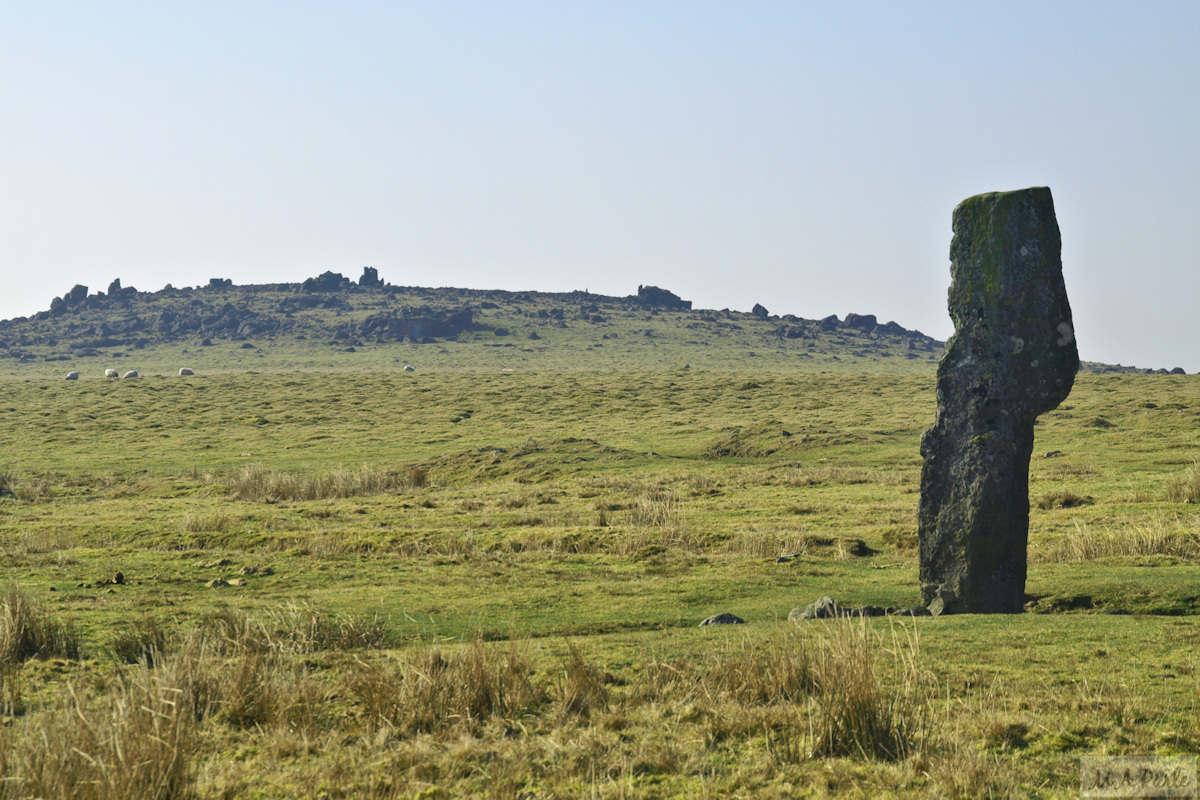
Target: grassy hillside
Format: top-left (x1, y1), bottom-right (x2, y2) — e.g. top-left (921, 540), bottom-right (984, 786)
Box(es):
top-left (0, 274), bottom-right (950, 379)
top-left (1, 365), bottom-right (1199, 797)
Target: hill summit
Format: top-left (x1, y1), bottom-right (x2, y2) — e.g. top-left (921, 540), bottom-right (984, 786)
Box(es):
top-left (0, 268), bottom-right (1147, 375)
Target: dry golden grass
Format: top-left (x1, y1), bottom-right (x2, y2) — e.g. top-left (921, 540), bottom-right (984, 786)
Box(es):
top-left (350, 637), bottom-right (547, 737)
top-left (179, 509), bottom-right (231, 533)
top-left (0, 584), bottom-right (81, 667)
top-left (1031, 518), bottom-right (1200, 563)
top-left (808, 618), bottom-right (932, 761)
top-left (0, 646), bottom-right (199, 800)
top-left (1166, 461), bottom-right (1200, 504)
top-left (627, 487), bottom-right (680, 528)
top-left (220, 464), bottom-right (427, 503)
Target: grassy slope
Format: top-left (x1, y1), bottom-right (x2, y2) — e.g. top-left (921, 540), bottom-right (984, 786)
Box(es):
top-left (1, 341), bottom-right (1198, 796)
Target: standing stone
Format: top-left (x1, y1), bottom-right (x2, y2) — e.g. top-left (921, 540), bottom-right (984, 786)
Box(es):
top-left (919, 187), bottom-right (1077, 614)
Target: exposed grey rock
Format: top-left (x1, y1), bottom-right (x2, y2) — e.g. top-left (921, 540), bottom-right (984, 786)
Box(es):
top-left (789, 596), bottom-right (842, 621)
top-left (842, 313), bottom-right (877, 332)
top-left (359, 266), bottom-right (381, 287)
top-left (886, 606), bottom-right (932, 617)
top-left (699, 612), bottom-right (745, 626)
top-left (919, 188), bottom-right (1077, 614)
top-left (789, 597), bottom-right (902, 621)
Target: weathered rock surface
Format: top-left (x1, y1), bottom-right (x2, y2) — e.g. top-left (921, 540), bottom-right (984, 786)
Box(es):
top-left (790, 596), bottom-right (842, 621)
top-left (699, 612), bottom-right (745, 626)
top-left (788, 597), bottom-right (922, 621)
top-left (919, 187), bottom-right (1078, 614)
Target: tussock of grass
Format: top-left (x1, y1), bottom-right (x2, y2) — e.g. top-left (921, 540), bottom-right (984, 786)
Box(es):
top-left (627, 487), bottom-right (679, 528)
top-left (1034, 491), bottom-right (1093, 510)
top-left (180, 509), bottom-right (231, 533)
top-left (1166, 461), bottom-right (1200, 503)
top-left (350, 637), bottom-right (546, 736)
top-left (0, 470), bottom-right (53, 503)
top-left (719, 528), bottom-right (814, 558)
top-left (808, 618), bottom-right (931, 761)
top-left (110, 616), bottom-right (171, 666)
top-left (201, 604), bottom-right (393, 656)
top-left (220, 463), bottom-right (427, 503)
top-left (0, 647), bottom-right (199, 799)
top-left (557, 640), bottom-right (610, 719)
top-left (0, 584), bottom-right (81, 667)
top-left (1032, 520), bottom-right (1200, 563)
top-left (10, 529), bottom-right (76, 554)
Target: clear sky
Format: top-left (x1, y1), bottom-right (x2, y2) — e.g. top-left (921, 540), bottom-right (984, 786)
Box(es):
top-left (2, 2), bottom-right (1197, 369)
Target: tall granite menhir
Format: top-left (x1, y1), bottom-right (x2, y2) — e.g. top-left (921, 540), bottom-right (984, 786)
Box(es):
top-left (919, 187), bottom-right (1078, 614)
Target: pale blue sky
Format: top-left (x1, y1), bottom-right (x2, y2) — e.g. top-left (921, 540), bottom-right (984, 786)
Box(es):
top-left (2, 2), bottom-right (1197, 369)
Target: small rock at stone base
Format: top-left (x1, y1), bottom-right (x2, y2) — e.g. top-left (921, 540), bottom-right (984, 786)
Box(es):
top-left (206, 578), bottom-right (231, 588)
top-left (699, 613), bottom-right (745, 627)
top-left (886, 606), bottom-right (932, 617)
top-left (789, 596), bottom-right (842, 621)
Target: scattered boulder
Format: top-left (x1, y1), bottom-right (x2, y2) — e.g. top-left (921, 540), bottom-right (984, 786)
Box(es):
top-left (404, 364), bottom-right (416, 372)
top-left (842, 313), bottom-right (877, 333)
top-left (790, 597), bottom-right (925, 621)
top-left (302, 271), bottom-right (352, 293)
top-left (635, 285), bottom-right (692, 310)
top-left (919, 187), bottom-right (1078, 614)
top-left (359, 266), bottom-right (382, 287)
top-left (65, 371), bottom-right (79, 380)
top-left (751, 303), bottom-right (769, 319)
top-left (122, 370), bottom-right (139, 379)
top-left (789, 596), bottom-right (843, 621)
top-left (105, 368), bottom-right (119, 378)
top-left (699, 612), bottom-right (745, 626)
top-left (239, 565), bottom-right (274, 576)
top-left (206, 578), bottom-right (231, 588)
top-left (179, 367), bottom-right (195, 376)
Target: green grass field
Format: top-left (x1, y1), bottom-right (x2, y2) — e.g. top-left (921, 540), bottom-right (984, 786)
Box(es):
top-left (2, 358), bottom-right (1199, 798)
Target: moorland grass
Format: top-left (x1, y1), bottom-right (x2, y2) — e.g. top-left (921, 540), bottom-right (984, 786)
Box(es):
top-left (1, 367), bottom-right (1200, 796)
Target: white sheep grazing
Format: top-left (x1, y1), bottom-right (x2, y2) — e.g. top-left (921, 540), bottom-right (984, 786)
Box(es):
top-left (65, 371), bottom-right (79, 380)
top-left (122, 370), bottom-right (139, 379)
top-left (179, 367), bottom-right (195, 376)
top-left (404, 364), bottom-right (416, 372)
top-left (105, 369), bottom-right (119, 378)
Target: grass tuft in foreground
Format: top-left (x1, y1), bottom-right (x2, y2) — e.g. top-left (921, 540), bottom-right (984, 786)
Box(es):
top-left (0, 643), bottom-right (200, 800)
top-left (0, 584), bottom-right (81, 667)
